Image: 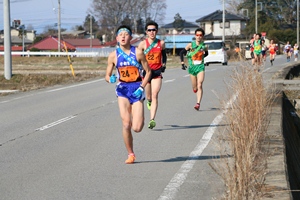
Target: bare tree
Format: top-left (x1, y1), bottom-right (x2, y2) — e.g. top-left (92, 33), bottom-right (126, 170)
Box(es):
top-left (91, 0), bottom-right (166, 40)
top-left (221, 0), bottom-right (244, 14)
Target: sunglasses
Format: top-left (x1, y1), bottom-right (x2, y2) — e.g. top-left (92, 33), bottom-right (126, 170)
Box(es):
top-left (196, 34), bottom-right (203, 37)
top-left (147, 28), bottom-right (157, 32)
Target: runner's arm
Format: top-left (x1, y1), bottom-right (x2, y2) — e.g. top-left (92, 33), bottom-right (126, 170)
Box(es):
top-left (105, 52), bottom-right (116, 83)
top-left (204, 46), bottom-right (208, 58)
top-left (179, 43), bottom-right (191, 63)
top-left (161, 40), bottom-right (167, 66)
top-left (137, 40), bottom-right (145, 52)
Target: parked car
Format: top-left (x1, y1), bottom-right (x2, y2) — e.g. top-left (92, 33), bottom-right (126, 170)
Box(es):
top-left (204, 40), bottom-right (228, 66)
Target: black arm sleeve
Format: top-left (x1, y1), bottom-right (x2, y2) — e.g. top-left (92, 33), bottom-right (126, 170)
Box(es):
top-left (204, 50), bottom-right (208, 58)
top-left (162, 49), bottom-right (167, 64)
top-left (179, 49), bottom-right (188, 62)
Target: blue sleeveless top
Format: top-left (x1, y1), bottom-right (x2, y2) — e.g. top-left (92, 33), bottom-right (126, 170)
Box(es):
top-left (116, 46), bottom-right (142, 82)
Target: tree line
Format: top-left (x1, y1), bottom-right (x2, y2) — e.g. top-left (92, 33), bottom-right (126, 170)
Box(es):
top-left (226, 0), bottom-right (299, 44)
top-left (35, 0), bottom-right (299, 45)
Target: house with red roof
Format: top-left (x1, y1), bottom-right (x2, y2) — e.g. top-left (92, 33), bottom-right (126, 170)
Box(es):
top-left (64, 38), bottom-right (102, 48)
top-left (24, 33), bottom-right (145, 52)
top-left (28, 36), bottom-right (107, 51)
top-left (28, 36), bottom-right (76, 51)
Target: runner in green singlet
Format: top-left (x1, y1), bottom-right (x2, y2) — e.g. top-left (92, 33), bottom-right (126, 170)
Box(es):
top-left (253, 33), bottom-right (262, 68)
top-left (179, 28), bottom-right (208, 111)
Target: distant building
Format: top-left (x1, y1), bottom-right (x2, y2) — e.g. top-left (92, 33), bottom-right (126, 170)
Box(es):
top-left (0, 28), bottom-right (36, 51)
top-left (156, 10), bottom-right (249, 54)
top-left (28, 36), bottom-right (76, 51)
top-left (195, 10), bottom-right (248, 40)
top-left (160, 21), bottom-right (199, 35)
top-left (61, 30), bottom-right (92, 39)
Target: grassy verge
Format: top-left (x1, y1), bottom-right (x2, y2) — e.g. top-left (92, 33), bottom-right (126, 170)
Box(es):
top-left (0, 56), bottom-right (107, 95)
top-left (211, 63), bottom-right (273, 199)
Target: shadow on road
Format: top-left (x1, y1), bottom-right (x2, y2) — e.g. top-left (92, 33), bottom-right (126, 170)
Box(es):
top-left (135, 155), bottom-right (232, 164)
top-left (153, 123), bottom-right (227, 131)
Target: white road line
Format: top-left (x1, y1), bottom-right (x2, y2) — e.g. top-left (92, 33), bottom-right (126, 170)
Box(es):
top-left (158, 94), bottom-right (237, 200)
top-left (263, 68), bottom-right (271, 72)
top-left (46, 79), bottom-right (103, 92)
top-left (0, 90), bottom-right (18, 93)
top-left (0, 79), bottom-right (104, 104)
top-left (35, 115), bottom-right (77, 131)
top-left (164, 79), bottom-right (175, 83)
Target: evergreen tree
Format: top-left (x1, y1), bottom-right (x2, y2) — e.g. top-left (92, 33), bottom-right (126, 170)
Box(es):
top-left (173, 13), bottom-right (185, 32)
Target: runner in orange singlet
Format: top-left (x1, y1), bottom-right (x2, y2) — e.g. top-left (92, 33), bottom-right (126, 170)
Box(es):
top-left (138, 21), bottom-right (167, 129)
top-left (268, 39), bottom-right (276, 66)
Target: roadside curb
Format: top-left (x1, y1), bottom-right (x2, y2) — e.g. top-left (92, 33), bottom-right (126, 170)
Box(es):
top-left (261, 62), bottom-right (300, 199)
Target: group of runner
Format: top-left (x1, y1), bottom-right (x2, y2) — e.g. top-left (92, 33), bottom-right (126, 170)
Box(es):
top-left (283, 41), bottom-right (299, 62)
top-left (249, 33), bottom-right (299, 67)
top-left (105, 21), bottom-right (208, 164)
top-left (249, 33), bottom-right (277, 67)
top-left (105, 22), bottom-right (207, 164)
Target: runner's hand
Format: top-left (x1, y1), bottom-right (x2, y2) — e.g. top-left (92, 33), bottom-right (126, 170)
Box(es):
top-left (132, 86), bottom-right (144, 99)
top-left (161, 66), bottom-right (166, 73)
top-left (109, 74), bottom-right (117, 83)
top-left (181, 64), bottom-right (187, 70)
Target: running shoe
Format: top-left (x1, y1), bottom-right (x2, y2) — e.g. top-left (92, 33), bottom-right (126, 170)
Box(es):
top-left (193, 89), bottom-right (198, 93)
top-left (194, 103), bottom-right (200, 111)
top-left (125, 154), bottom-right (135, 164)
top-left (148, 119), bottom-right (156, 129)
top-left (147, 101), bottom-right (151, 110)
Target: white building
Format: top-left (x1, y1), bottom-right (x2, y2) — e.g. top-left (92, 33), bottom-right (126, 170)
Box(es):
top-left (195, 10), bottom-right (248, 40)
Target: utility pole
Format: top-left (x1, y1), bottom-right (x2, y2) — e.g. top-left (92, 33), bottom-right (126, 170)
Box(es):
top-left (90, 15), bottom-right (92, 49)
top-left (22, 27), bottom-right (24, 53)
top-left (3, 0), bottom-right (12, 80)
top-left (58, 0), bottom-right (61, 52)
top-left (222, 0), bottom-right (225, 41)
top-left (255, 0), bottom-right (257, 33)
top-left (297, 0), bottom-right (299, 45)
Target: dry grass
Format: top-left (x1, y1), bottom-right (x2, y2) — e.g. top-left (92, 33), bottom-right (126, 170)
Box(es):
top-left (211, 62), bottom-right (273, 199)
top-left (0, 56), bottom-right (108, 95)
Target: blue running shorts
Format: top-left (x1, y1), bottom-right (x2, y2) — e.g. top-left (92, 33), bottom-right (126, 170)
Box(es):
top-left (115, 82), bottom-right (145, 104)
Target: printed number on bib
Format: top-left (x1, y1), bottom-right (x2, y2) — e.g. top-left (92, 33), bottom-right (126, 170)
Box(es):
top-left (255, 45), bottom-right (261, 51)
top-left (118, 66), bottom-right (139, 82)
top-left (147, 52), bottom-right (161, 64)
top-left (192, 51), bottom-right (203, 65)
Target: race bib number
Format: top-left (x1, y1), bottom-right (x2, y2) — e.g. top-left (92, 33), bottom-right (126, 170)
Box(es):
top-left (192, 51), bottom-right (203, 64)
top-left (146, 51), bottom-right (161, 64)
top-left (118, 66), bottom-right (140, 82)
top-left (255, 45), bottom-right (261, 51)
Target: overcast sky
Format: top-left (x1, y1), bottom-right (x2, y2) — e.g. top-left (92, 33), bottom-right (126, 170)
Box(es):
top-left (0, 0), bottom-right (222, 34)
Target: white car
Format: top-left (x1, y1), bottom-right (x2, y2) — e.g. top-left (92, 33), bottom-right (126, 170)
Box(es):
top-left (204, 40), bottom-right (228, 66)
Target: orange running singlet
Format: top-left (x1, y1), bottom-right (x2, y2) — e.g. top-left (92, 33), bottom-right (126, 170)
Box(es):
top-left (145, 39), bottom-right (162, 70)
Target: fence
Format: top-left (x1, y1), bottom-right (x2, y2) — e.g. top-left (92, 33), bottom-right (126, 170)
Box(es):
top-left (0, 47), bottom-right (116, 57)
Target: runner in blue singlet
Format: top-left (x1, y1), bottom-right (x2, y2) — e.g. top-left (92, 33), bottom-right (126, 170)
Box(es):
top-left (105, 25), bottom-right (151, 164)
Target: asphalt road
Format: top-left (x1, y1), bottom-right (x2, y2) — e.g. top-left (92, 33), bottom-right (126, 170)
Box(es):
top-left (0, 55), bottom-right (287, 200)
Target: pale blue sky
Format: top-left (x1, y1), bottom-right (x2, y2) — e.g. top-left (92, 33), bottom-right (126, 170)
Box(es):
top-left (0, 0), bottom-right (222, 34)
